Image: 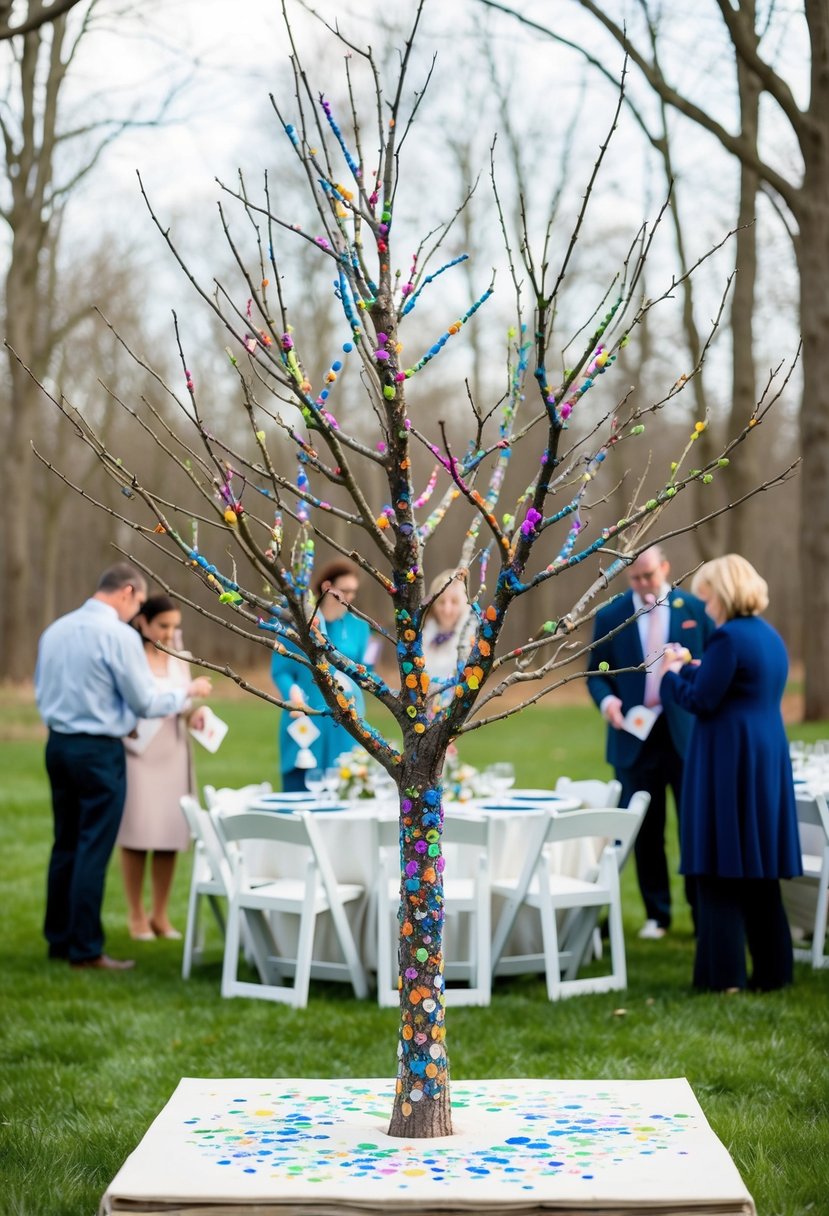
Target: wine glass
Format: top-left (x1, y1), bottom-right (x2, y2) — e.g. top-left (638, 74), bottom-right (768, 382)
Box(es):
top-left (324, 766), bottom-right (341, 801)
top-left (304, 767), bottom-right (325, 799)
top-left (489, 761), bottom-right (515, 795)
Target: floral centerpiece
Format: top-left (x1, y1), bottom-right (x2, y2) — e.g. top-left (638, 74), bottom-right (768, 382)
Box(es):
top-left (335, 746), bottom-right (387, 800)
top-left (442, 745), bottom-right (484, 803)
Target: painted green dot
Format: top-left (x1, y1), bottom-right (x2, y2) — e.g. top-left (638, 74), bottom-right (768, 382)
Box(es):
top-left (416, 947), bottom-right (429, 962)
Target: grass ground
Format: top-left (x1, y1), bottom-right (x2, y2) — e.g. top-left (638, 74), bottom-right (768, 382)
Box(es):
top-left (0, 687), bottom-right (827, 1216)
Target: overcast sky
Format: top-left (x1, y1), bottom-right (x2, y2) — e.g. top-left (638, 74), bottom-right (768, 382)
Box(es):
top-left (2, 0), bottom-right (806, 417)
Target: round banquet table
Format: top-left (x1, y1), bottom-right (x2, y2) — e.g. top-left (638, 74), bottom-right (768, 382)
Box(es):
top-left (241, 792), bottom-right (586, 979)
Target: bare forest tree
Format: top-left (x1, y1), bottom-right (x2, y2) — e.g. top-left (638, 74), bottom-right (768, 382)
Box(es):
top-left (0, 0), bottom-right (187, 678)
top-left (0, 0), bottom-right (84, 42)
top-left (482, 0), bottom-right (825, 719)
top-left (481, 0), bottom-right (768, 564)
top-left (29, 7), bottom-right (791, 1138)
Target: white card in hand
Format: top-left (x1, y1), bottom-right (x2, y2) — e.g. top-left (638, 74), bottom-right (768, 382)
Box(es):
top-left (188, 706), bottom-right (229, 753)
top-left (286, 715), bottom-right (320, 747)
top-left (622, 704), bottom-right (659, 740)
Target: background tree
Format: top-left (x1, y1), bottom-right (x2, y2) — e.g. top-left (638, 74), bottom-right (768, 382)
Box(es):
top-left (481, 0), bottom-right (824, 717)
top-left (32, 5), bottom-right (789, 1138)
top-left (0, 0), bottom-right (84, 42)
top-left (0, 0), bottom-right (194, 679)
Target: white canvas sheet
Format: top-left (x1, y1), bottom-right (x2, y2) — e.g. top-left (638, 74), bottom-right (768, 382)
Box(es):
top-left (101, 1077), bottom-right (755, 1215)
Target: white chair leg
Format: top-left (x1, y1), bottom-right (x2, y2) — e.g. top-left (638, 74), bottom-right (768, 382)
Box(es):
top-left (812, 859), bottom-right (829, 969)
top-left (536, 863), bottom-right (562, 1002)
top-left (606, 868), bottom-right (627, 991)
top-left (221, 899), bottom-right (242, 998)
top-left (478, 870), bottom-right (492, 1005)
top-left (292, 881), bottom-right (318, 1009)
top-left (182, 879), bottom-right (200, 980)
top-left (377, 868), bottom-right (399, 1008)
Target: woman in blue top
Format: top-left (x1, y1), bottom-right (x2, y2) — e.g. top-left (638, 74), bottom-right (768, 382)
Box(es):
top-left (660, 554), bottom-right (801, 992)
top-left (271, 561), bottom-right (371, 792)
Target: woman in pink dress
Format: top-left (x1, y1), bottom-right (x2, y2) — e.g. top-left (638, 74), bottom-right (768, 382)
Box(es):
top-left (117, 596), bottom-right (209, 940)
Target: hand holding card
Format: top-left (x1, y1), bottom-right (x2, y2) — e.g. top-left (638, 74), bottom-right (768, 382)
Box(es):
top-left (622, 704), bottom-right (659, 741)
top-left (188, 706), bottom-right (229, 753)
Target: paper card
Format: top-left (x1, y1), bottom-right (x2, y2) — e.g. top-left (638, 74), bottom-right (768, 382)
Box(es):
top-left (364, 636), bottom-right (381, 666)
top-left (286, 715), bottom-right (320, 747)
top-left (123, 716), bottom-right (163, 756)
top-left (188, 707), bottom-right (228, 753)
top-left (622, 704), bottom-right (659, 741)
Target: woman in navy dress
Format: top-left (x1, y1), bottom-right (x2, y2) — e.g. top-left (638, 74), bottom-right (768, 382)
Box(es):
top-left (660, 554), bottom-right (801, 991)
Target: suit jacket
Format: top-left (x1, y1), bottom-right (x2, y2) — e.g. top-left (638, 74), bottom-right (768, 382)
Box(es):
top-left (586, 588), bottom-right (713, 770)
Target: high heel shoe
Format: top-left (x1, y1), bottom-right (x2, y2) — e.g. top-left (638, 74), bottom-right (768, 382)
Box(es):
top-left (150, 920), bottom-right (182, 941)
top-left (129, 927), bottom-right (156, 942)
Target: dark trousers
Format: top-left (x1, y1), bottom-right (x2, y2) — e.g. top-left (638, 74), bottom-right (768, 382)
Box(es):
top-left (44, 731), bottom-right (126, 963)
top-left (616, 717), bottom-right (692, 929)
top-left (282, 767), bottom-right (310, 793)
top-left (694, 875), bottom-right (793, 991)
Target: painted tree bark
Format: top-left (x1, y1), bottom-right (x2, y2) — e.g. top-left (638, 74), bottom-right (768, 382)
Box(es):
top-left (388, 760), bottom-right (451, 1138)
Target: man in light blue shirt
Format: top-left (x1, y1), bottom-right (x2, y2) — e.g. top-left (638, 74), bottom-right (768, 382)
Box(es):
top-left (35, 562), bottom-right (211, 970)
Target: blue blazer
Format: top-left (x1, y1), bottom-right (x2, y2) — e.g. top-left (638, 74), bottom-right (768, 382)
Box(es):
top-left (661, 616), bottom-right (801, 879)
top-left (586, 588), bottom-right (713, 769)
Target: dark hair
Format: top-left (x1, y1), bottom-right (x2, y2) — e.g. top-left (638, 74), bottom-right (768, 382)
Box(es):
top-left (133, 594), bottom-right (178, 630)
top-left (97, 562), bottom-right (146, 593)
top-left (312, 560), bottom-right (360, 598)
top-left (130, 593), bottom-right (178, 642)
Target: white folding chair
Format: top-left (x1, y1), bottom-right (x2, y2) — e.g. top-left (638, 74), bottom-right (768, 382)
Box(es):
top-left (203, 782), bottom-right (272, 813)
top-left (179, 794), bottom-right (232, 979)
top-left (213, 808), bottom-right (369, 1007)
top-left (442, 814), bottom-right (493, 1006)
top-left (374, 814), bottom-right (493, 1009)
top-left (791, 791), bottom-right (829, 969)
top-left (555, 777), bottom-right (623, 808)
top-left (491, 800), bottom-right (648, 1000)
top-left (556, 791), bottom-right (649, 978)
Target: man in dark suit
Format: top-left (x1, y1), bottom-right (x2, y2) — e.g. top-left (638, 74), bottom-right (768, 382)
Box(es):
top-left (587, 547), bottom-right (713, 938)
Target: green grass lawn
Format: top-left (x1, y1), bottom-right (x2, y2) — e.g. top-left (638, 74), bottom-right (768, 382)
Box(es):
top-left (1, 688), bottom-right (827, 1216)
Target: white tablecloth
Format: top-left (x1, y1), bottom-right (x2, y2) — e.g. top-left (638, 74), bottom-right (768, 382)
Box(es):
top-left (241, 794), bottom-right (586, 974)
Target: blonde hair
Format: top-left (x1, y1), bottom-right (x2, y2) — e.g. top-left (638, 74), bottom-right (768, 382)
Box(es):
top-left (690, 554), bottom-right (768, 619)
top-left (423, 568), bottom-right (468, 622)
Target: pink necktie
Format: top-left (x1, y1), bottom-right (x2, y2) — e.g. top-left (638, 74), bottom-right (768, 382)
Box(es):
top-left (643, 596), bottom-right (663, 708)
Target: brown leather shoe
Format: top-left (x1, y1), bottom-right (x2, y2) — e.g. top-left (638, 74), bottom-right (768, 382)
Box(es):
top-left (70, 954), bottom-right (136, 971)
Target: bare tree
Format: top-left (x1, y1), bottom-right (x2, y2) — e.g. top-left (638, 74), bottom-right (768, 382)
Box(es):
top-left (479, 0), bottom-right (769, 562)
top-left (482, 0), bottom-right (824, 717)
top-left (0, 0), bottom-right (84, 42)
top-left (0, 0), bottom-right (188, 678)
top-left (30, 5), bottom-right (789, 1138)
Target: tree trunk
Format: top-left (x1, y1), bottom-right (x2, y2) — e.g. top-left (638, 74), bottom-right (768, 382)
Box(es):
top-left (726, 21), bottom-right (761, 557)
top-left (797, 178), bottom-right (829, 720)
top-left (798, 0), bottom-right (829, 720)
top-left (3, 226), bottom-right (44, 678)
top-left (387, 748), bottom-right (453, 1139)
